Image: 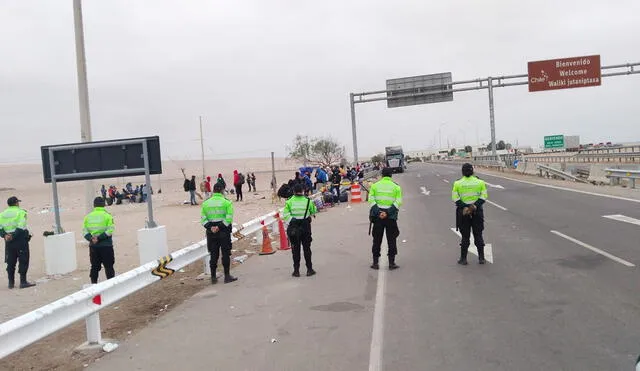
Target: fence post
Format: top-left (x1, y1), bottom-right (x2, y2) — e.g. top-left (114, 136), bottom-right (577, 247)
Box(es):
top-left (83, 284), bottom-right (102, 345)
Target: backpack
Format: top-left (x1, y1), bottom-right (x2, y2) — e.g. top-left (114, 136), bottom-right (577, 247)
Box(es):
top-left (183, 179), bottom-right (190, 192)
top-left (239, 174), bottom-right (246, 185)
top-left (277, 183), bottom-right (293, 199)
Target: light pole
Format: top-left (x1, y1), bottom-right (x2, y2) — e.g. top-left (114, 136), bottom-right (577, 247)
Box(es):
top-left (438, 122), bottom-right (446, 151)
top-left (73, 0), bottom-right (94, 213)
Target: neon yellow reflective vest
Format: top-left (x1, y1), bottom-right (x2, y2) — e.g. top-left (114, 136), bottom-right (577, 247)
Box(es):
top-left (0, 206), bottom-right (27, 235)
top-left (369, 176), bottom-right (403, 209)
top-left (83, 207), bottom-right (115, 247)
top-left (201, 193), bottom-right (234, 227)
top-left (283, 195), bottom-right (317, 223)
top-left (451, 176), bottom-right (488, 204)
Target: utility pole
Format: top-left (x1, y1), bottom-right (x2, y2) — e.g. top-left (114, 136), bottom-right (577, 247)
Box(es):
top-left (73, 0), bottom-right (94, 214)
top-left (199, 115), bottom-right (205, 180)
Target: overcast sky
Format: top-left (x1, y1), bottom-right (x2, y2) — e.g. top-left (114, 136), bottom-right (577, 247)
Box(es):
top-left (1, 0), bottom-right (639, 163)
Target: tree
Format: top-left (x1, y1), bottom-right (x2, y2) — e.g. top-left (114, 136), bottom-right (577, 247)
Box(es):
top-left (496, 140), bottom-right (506, 150)
top-left (288, 135), bottom-right (346, 167)
top-left (464, 145), bottom-right (473, 153)
top-left (506, 142), bottom-right (513, 150)
top-left (371, 153), bottom-right (384, 164)
top-left (449, 148), bottom-right (457, 156)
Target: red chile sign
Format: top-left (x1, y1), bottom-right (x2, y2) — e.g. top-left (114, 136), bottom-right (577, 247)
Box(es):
top-left (528, 55), bottom-right (601, 92)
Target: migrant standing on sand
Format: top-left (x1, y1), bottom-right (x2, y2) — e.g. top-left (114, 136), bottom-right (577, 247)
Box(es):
top-left (0, 196), bottom-right (35, 289)
top-left (83, 197), bottom-right (116, 283)
top-left (189, 175), bottom-right (197, 205)
top-left (201, 183), bottom-right (238, 284)
top-left (233, 170), bottom-right (244, 201)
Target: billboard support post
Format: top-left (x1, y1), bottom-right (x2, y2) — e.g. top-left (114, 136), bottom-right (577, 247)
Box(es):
top-left (49, 148), bottom-right (63, 235)
top-left (142, 140), bottom-right (156, 228)
top-left (488, 77), bottom-right (497, 159)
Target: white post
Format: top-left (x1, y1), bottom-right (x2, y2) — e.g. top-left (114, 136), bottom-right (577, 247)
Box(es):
top-left (83, 284), bottom-right (102, 345)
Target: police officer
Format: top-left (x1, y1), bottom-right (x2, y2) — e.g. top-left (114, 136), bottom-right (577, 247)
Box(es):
top-left (83, 197), bottom-right (116, 283)
top-left (201, 183), bottom-right (238, 284)
top-left (0, 196), bottom-right (35, 289)
top-left (452, 163), bottom-right (488, 265)
top-left (283, 183), bottom-right (318, 277)
top-left (368, 167), bottom-right (403, 270)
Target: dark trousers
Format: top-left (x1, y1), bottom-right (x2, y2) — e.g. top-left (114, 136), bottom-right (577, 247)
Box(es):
top-left (459, 212), bottom-right (485, 260)
top-left (287, 220), bottom-right (313, 271)
top-left (207, 231), bottom-right (232, 276)
top-left (5, 239), bottom-right (30, 280)
top-left (89, 246), bottom-right (115, 284)
top-left (371, 219), bottom-right (399, 262)
top-left (235, 185), bottom-right (243, 201)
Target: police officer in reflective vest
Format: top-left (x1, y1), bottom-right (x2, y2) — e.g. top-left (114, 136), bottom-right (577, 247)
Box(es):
top-left (201, 183), bottom-right (238, 284)
top-left (283, 183), bottom-right (318, 277)
top-left (0, 196), bottom-right (35, 289)
top-left (452, 163), bottom-right (488, 265)
top-left (368, 167), bottom-right (403, 270)
top-left (83, 197), bottom-right (116, 283)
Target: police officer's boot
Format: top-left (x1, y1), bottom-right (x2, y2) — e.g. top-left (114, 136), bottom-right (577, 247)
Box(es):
top-left (224, 275), bottom-right (238, 283)
top-left (292, 264), bottom-right (300, 277)
top-left (370, 258), bottom-right (379, 270)
top-left (19, 274), bottom-right (35, 289)
top-left (306, 268), bottom-right (316, 277)
top-left (389, 256), bottom-right (399, 270)
top-left (7, 271), bottom-right (15, 289)
top-left (477, 245), bottom-right (486, 265)
top-left (457, 247), bottom-right (468, 265)
top-left (211, 275), bottom-right (218, 284)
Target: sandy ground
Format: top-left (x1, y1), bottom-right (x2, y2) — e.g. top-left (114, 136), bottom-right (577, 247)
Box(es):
top-left (0, 158), bottom-right (300, 323)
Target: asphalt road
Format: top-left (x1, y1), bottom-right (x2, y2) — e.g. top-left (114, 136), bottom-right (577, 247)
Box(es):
top-left (91, 163), bottom-right (640, 371)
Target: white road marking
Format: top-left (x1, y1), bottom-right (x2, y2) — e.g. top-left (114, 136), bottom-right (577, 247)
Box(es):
top-left (369, 251), bottom-right (387, 371)
top-left (603, 214), bottom-right (640, 227)
top-left (550, 230), bottom-right (635, 267)
top-left (486, 200), bottom-right (507, 211)
top-left (436, 173), bottom-right (441, 177)
top-left (450, 228), bottom-right (494, 263)
top-left (417, 173), bottom-right (422, 178)
top-left (443, 179), bottom-right (450, 183)
top-left (485, 182), bottom-right (505, 189)
top-left (420, 186), bottom-right (430, 196)
top-left (476, 172), bottom-right (640, 204)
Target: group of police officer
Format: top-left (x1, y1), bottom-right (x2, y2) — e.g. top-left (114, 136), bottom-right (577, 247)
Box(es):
top-left (1, 163), bottom-right (487, 290)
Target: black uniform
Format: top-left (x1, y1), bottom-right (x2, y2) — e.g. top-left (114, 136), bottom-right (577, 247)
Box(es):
top-left (4, 230), bottom-right (31, 284)
top-left (206, 224), bottom-right (233, 279)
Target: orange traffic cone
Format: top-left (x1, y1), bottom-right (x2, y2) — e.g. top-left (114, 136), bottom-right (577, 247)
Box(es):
top-left (275, 213), bottom-right (290, 250)
top-left (259, 221), bottom-right (276, 255)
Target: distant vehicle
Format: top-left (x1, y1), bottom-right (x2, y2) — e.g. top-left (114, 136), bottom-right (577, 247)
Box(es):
top-left (384, 146), bottom-right (405, 173)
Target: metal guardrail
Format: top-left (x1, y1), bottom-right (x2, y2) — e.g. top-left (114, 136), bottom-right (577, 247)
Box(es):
top-left (605, 168), bottom-right (640, 188)
top-left (536, 164), bottom-right (589, 183)
top-left (0, 209), bottom-right (285, 359)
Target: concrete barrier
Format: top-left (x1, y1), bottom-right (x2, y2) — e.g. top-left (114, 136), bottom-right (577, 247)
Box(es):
top-left (137, 226), bottom-right (169, 265)
top-left (43, 232), bottom-right (77, 275)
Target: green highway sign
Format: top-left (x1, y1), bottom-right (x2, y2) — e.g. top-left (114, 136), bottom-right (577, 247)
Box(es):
top-left (544, 135), bottom-right (564, 149)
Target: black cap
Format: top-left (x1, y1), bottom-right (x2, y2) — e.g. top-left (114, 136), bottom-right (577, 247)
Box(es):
top-left (382, 167), bottom-right (393, 177)
top-left (7, 196), bottom-right (20, 206)
top-left (462, 163), bottom-right (474, 177)
top-left (93, 197), bottom-right (106, 207)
